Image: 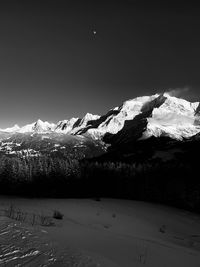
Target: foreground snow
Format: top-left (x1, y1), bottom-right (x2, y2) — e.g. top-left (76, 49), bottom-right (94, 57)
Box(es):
top-left (0, 197), bottom-right (200, 267)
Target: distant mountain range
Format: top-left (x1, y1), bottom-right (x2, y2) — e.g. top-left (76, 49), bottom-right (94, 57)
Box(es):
top-left (1, 93), bottom-right (200, 139)
top-left (1, 93), bottom-right (200, 159)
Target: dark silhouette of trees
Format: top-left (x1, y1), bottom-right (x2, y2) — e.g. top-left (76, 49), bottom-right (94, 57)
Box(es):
top-left (0, 152), bottom-right (200, 213)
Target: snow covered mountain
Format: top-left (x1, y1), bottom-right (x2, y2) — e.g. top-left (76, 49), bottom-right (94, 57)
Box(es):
top-left (0, 120), bottom-right (55, 133)
top-left (1, 93), bottom-right (200, 142)
top-left (18, 119), bottom-right (56, 133)
top-left (0, 124), bottom-right (20, 132)
top-left (76, 93), bottom-right (200, 141)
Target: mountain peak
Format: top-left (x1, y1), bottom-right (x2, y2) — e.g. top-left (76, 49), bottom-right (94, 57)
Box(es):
top-left (33, 119), bottom-right (55, 132)
top-left (79, 93), bottom-right (200, 141)
top-left (35, 119), bottom-right (44, 124)
top-left (84, 113), bottom-right (99, 119)
top-left (17, 119), bottom-right (55, 133)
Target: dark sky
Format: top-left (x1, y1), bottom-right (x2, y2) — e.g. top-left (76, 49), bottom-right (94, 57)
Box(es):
top-left (1, 1), bottom-right (200, 127)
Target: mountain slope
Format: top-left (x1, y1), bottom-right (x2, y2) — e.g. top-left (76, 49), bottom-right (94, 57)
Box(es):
top-left (103, 94), bottom-right (167, 147)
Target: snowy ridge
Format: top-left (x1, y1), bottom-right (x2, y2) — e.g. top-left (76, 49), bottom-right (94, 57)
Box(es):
top-left (0, 124), bottom-right (20, 132)
top-left (54, 113), bottom-right (100, 134)
top-left (71, 113), bottom-right (100, 134)
top-left (1, 93), bottom-right (200, 141)
top-left (55, 118), bottom-right (79, 133)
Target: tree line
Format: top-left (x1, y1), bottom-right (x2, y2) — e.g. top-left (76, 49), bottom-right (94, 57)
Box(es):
top-left (0, 154), bottom-right (200, 213)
